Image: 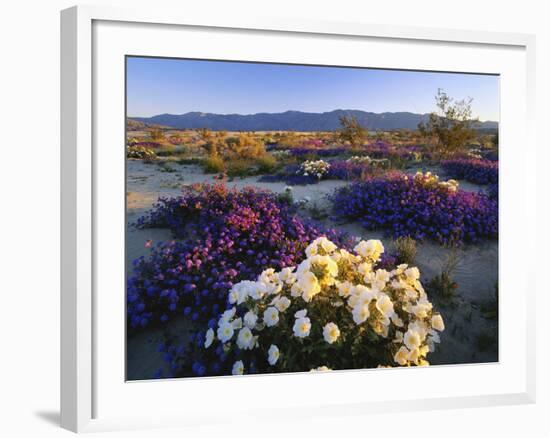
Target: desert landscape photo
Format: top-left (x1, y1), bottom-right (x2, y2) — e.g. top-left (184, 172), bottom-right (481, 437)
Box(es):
top-left (125, 57), bottom-right (499, 380)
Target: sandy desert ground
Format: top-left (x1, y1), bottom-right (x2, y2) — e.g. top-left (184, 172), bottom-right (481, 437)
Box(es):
top-left (126, 159), bottom-right (498, 380)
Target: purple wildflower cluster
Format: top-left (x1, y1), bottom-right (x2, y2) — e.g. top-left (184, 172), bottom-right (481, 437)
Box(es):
top-left (128, 184), bottom-right (349, 330)
top-left (300, 139), bottom-right (325, 148)
top-left (288, 147), bottom-right (347, 158)
top-left (326, 160), bottom-right (377, 181)
top-left (441, 158), bottom-right (498, 185)
top-left (331, 173), bottom-right (498, 245)
top-left (362, 140), bottom-right (424, 161)
top-left (259, 161), bottom-right (378, 185)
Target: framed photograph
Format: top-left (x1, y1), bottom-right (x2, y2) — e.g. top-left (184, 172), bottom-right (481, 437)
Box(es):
top-left (61, 5), bottom-right (537, 432)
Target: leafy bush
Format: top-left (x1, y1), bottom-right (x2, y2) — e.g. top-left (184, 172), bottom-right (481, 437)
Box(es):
top-left (226, 159), bottom-right (250, 177)
top-left (203, 156), bottom-right (225, 173)
top-left (337, 115), bottom-right (368, 147)
top-left (127, 146), bottom-right (157, 160)
top-left (226, 133), bottom-right (266, 159)
top-left (297, 160), bottom-right (331, 179)
top-left (441, 158), bottom-right (498, 185)
top-left (255, 154), bottom-right (278, 173)
top-left (394, 236), bottom-right (417, 265)
top-left (166, 237), bottom-right (445, 376)
top-left (331, 172), bottom-right (498, 245)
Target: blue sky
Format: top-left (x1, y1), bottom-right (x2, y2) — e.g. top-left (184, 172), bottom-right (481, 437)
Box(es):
top-left (126, 57), bottom-right (499, 122)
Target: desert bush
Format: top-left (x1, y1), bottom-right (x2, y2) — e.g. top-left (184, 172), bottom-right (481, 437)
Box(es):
top-left (155, 144), bottom-right (177, 157)
top-left (149, 128), bottom-right (165, 141)
top-left (198, 129), bottom-right (227, 158)
top-left (337, 115), bottom-right (368, 147)
top-left (277, 186), bottom-right (294, 206)
top-left (226, 159), bottom-right (251, 178)
top-left (170, 238), bottom-right (445, 376)
top-left (427, 249), bottom-right (459, 298)
top-left (297, 160), bottom-right (331, 179)
top-left (203, 155), bottom-right (225, 173)
top-left (255, 154), bottom-right (278, 173)
top-left (418, 89), bottom-right (477, 158)
top-left (394, 236), bottom-right (417, 265)
top-left (127, 146), bottom-right (157, 161)
top-left (227, 133), bottom-right (266, 159)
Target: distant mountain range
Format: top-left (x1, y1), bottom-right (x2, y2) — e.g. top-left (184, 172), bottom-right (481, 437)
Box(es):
top-left (129, 109), bottom-right (498, 132)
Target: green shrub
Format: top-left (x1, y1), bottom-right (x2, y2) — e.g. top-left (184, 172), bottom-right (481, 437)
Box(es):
top-left (127, 146), bottom-right (157, 161)
top-left (394, 236), bottom-right (417, 265)
top-left (203, 156), bottom-right (225, 173)
top-left (155, 144), bottom-right (177, 156)
top-left (256, 154), bottom-right (278, 173)
top-left (427, 249), bottom-right (459, 299)
top-left (226, 159), bottom-right (251, 178)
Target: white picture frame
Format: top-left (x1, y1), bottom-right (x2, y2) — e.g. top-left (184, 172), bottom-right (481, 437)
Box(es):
top-left (61, 4), bottom-right (537, 433)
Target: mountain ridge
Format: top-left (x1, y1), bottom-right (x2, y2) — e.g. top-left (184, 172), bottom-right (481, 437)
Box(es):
top-left (129, 109), bottom-right (498, 132)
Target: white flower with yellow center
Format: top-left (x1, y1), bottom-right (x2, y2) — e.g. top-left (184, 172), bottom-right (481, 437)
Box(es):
top-left (293, 316), bottom-right (311, 338)
top-left (219, 307), bottom-right (236, 325)
top-left (217, 321), bottom-right (234, 343)
top-left (323, 322), bottom-right (340, 344)
top-left (373, 269), bottom-right (391, 290)
top-left (278, 267), bottom-right (296, 284)
top-left (431, 314), bottom-right (445, 331)
top-left (352, 304), bottom-right (370, 325)
top-left (248, 282), bottom-right (268, 301)
top-left (354, 285), bottom-right (375, 306)
top-left (296, 259), bottom-right (312, 275)
top-left (267, 344), bottom-right (280, 365)
top-left (408, 347), bottom-right (420, 364)
top-left (404, 329), bottom-right (422, 351)
top-left (204, 328), bottom-right (214, 349)
top-left (305, 241), bottom-right (319, 257)
top-left (259, 268), bottom-right (276, 283)
top-left (317, 236), bottom-right (337, 253)
top-left (394, 346), bottom-right (410, 365)
top-left (271, 295), bottom-right (291, 312)
top-left (228, 281), bottom-right (254, 305)
top-left (336, 280), bottom-right (352, 298)
top-left (404, 267), bottom-right (420, 282)
top-left (354, 239), bottom-right (384, 261)
top-left (298, 271), bottom-right (321, 302)
top-left (290, 282), bottom-right (302, 297)
top-left (236, 327), bottom-right (255, 350)
top-left (232, 360), bottom-right (244, 375)
top-left (411, 301), bottom-right (432, 319)
top-left (263, 306), bottom-right (280, 327)
top-left (357, 262), bottom-right (373, 276)
top-left (393, 264), bottom-right (408, 276)
top-left (243, 310), bottom-right (258, 329)
top-left (310, 254), bottom-right (338, 278)
top-left (375, 294), bottom-right (395, 320)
